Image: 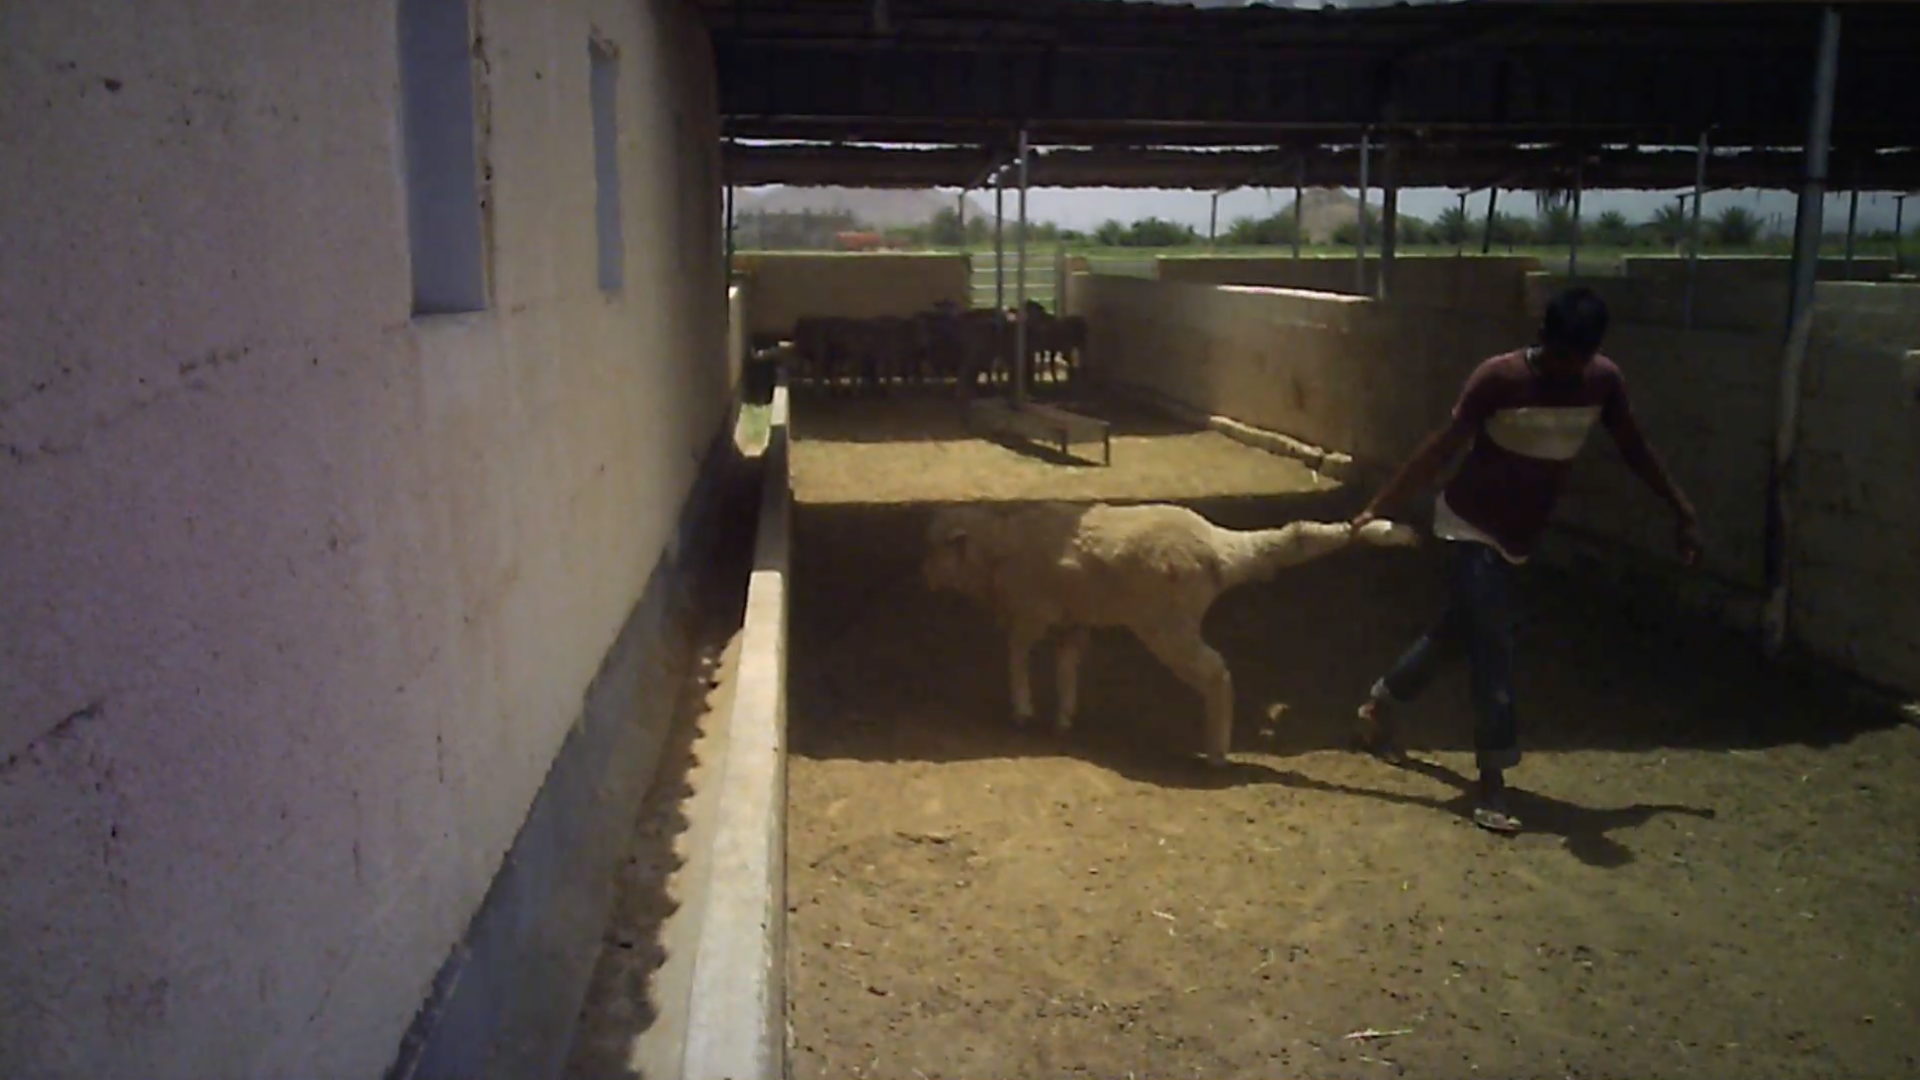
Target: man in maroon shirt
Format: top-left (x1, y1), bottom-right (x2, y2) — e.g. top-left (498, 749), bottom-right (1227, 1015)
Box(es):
top-left (1348, 287), bottom-right (1701, 834)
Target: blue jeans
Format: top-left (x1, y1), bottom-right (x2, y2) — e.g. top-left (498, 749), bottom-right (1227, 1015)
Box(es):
top-left (1374, 539), bottom-right (1521, 773)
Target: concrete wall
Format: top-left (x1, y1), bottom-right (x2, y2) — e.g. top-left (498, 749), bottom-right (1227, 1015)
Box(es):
top-left (1069, 266), bottom-right (1920, 694)
top-left (1073, 275), bottom-right (1523, 469)
top-left (1524, 271), bottom-right (1788, 335)
top-left (0, 1), bottom-right (728, 1077)
top-left (1621, 254), bottom-right (1898, 285)
top-left (732, 252), bottom-right (972, 338)
top-left (1156, 254), bottom-right (1543, 316)
top-left (1791, 283), bottom-right (1920, 689)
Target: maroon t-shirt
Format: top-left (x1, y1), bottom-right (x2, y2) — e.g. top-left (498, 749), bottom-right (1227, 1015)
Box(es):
top-left (1436, 348), bottom-right (1632, 562)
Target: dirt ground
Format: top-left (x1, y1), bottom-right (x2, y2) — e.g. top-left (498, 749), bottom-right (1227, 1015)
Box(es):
top-left (785, 393), bottom-right (1920, 1080)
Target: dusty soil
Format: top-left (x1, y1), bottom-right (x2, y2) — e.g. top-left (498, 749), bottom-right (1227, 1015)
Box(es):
top-left (785, 392), bottom-right (1920, 1080)
top-left (790, 391), bottom-right (1338, 506)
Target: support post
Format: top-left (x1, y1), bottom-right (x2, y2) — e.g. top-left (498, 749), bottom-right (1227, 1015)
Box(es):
top-left (1208, 191), bottom-right (1220, 249)
top-left (1481, 186), bottom-right (1498, 254)
top-left (993, 170), bottom-right (1005, 382)
top-left (1355, 131), bottom-right (1370, 294)
top-left (1896, 193), bottom-right (1908, 274)
top-left (1684, 130), bottom-right (1709, 328)
top-left (1456, 190), bottom-right (1468, 256)
top-left (956, 189), bottom-right (966, 243)
top-left (1764, 3), bottom-right (1841, 658)
top-left (1292, 158), bottom-right (1305, 261)
top-left (1568, 157), bottom-right (1584, 277)
top-left (1843, 182), bottom-right (1860, 276)
top-left (1379, 139), bottom-right (1398, 302)
top-left (1015, 127), bottom-right (1030, 404)
top-left (724, 182), bottom-right (735, 285)
top-left (1054, 242), bottom-right (1067, 318)
top-left (993, 173), bottom-right (1005, 311)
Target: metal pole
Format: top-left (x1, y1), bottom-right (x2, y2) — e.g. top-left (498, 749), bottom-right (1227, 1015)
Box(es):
top-left (1015, 127), bottom-right (1030, 404)
top-left (957, 189), bottom-right (966, 244)
top-left (1684, 130), bottom-right (1709, 327)
top-left (1764, 4), bottom-right (1841, 658)
top-left (993, 171), bottom-right (1005, 384)
top-left (1292, 158), bottom-right (1304, 261)
top-left (993, 172), bottom-right (1005, 311)
top-left (1379, 139), bottom-right (1398, 302)
top-left (1481, 186), bottom-right (1498, 254)
top-left (724, 183), bottom-right (735, 282)
top-left (1355, 131), bottom-right (1370, 294)
top-left (1896, 193), bottom-right (1908, 274)
top-left (1843, 183), bottom-right (1859, 276)
top-left (1209, 191), bottom-right (1220, 249)
top-left (1569, 158), bottom-right (1584, 277)
top-left (1456, 190), bottom-right (1468, 256)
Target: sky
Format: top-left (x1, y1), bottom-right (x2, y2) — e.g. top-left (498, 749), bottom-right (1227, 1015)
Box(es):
top-left (960, 186), bottom-right (1910, 237)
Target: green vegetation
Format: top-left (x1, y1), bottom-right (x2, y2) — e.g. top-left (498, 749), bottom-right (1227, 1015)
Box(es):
top-left (750, 201), bottom-right (1914, 269)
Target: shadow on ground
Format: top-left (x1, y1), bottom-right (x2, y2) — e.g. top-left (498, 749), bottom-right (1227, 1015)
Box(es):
top-left (789, 492), bottom-right (1892, 867)
top-left (560, 447), bottom-right (763, 1080)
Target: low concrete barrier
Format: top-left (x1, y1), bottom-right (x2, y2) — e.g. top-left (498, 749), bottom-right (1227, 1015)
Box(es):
top-left (1106, 380), bottom-right (1364, 484)
top-left (679, 379), bottom-right (792, 1080)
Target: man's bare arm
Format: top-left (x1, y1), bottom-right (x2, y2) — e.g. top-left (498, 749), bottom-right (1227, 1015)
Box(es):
top-left (1606, 410), bottom-right (1702, 565)
top-left (1358, 419), bottom-right (1475, 520)
top-left (1606, 412), bottom-right (1696, 523)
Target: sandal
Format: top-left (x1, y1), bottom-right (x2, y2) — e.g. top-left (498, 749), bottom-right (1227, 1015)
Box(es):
top-left (1472, 805), bottom-right (1523, 834)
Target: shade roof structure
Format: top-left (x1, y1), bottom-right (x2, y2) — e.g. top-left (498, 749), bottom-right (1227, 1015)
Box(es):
top-left (701, 0), bottom-right (1920, 189)
top-left (723, 141), bottom-right (1920, 192)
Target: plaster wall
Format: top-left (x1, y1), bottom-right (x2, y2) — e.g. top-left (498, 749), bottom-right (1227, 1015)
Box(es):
top-left (732, 252), bottom-right (971, 338)
top-left (1790, 283), bottom-right (1920, 691)
top-left (0, 0), bottom-right (727, 1075)
top-left (1155, 254), bottom-right (1543, 316)
top-left (1621, 254), bottom-right (1897, 285)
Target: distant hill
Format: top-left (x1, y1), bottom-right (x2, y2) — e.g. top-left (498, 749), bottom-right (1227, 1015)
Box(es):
top-left (736, 186), bottom-right (989, 230)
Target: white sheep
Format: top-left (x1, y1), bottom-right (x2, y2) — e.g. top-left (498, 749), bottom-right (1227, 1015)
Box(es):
top-left (921, 501), bottom-right (1421, 766)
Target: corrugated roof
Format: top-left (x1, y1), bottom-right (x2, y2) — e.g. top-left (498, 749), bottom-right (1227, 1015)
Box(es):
top-left (704, 1), bottom-right (1920, 184)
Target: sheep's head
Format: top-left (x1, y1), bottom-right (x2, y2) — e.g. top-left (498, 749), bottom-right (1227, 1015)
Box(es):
top-left (922, 507), bottom-right (987, 595)
top-left (1357, 519), bottom-right (1422, 549)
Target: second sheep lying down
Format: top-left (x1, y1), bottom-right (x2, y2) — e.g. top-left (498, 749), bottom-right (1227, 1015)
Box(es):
top-left (921, 501), bottom-right (1421, 766)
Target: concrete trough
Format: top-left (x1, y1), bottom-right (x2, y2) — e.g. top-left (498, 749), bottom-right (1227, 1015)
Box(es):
top-left (678, 379), bottom-right (793, 1080)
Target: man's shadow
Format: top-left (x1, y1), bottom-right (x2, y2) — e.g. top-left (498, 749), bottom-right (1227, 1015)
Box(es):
top-left (1145, 752), bottom-right (1716, 869)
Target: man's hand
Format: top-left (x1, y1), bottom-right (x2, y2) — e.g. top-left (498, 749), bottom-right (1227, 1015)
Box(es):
top-left (1348, 508), bottom-right (1378, 543)
top-left (1675, 512), bottom-right (1702, 567)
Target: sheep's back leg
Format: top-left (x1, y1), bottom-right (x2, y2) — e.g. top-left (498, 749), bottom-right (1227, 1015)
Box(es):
top-left (1135, 623), bottom-right (1235, 766)
top-left (1055, 627), bottom-right (1091, 734)
top-left (1007, 619), bottom-right (1046, 726)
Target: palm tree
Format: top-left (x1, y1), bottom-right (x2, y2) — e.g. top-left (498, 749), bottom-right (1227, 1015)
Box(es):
top-left (1537, 204), bottom-right (1578, 245)
top-left (1592, 210), bottom-right (1635, 248)
top-left (1712, 206), bottom-right (1762, 248)
top-left (1435, 205), bottom-right (1473, 246)
top-left (1649, 203), bottom-right (1692, 249)
top-left (1489, 212), bottom-right (1536, 247)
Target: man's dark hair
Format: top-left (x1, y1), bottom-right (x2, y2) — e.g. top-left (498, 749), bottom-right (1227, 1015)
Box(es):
top-left (1540, 286), bottom-right (1610, 355)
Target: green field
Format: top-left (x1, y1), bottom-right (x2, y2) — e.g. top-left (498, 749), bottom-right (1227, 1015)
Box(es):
top-left (738, 240), bottom-right (1913, 277)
